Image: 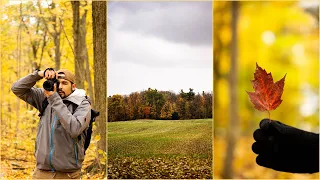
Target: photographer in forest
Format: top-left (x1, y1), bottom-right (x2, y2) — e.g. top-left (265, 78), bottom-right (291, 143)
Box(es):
top-left (11, 68), bottom-right (91, 179)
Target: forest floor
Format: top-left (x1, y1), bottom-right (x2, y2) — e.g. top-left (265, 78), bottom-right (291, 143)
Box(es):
top-left (0, 121), bottom-right (105, 179)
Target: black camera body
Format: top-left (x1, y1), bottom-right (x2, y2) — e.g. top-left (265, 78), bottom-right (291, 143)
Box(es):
top-left (43, 78), bottom-right (59, 91)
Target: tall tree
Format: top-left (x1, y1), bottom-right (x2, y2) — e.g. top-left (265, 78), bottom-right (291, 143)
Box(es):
top-left (213, 2), bottom-right (230, 128)
top-left (122, 96), bottom-right (130, 120)
top-left (160, 101), bottom-right (174, 119)
top-left (72, 1), bottom-right (93, 98)
top-left (15, 2), bottom-right (23, 140)
top-left (38, 1), bottom-right (63, 70)
top-left (20, 2), bottom-right (48, 110)
top-left (190, 93), bottom-right (203, 119)
top-left (222, 1), bottom-right (239, 178)
top-left (92, 0), bottom-right (106, 173)
top-left (72, 1), bottom-right (84, 89)
top-left (203, 92), bottom-right (212, 118)
top-left (20, 2), bottom-right (47, 71)
top-left (176, 96), bottom-right (186, 119)
top-left (108, 95), bottom-right (124, 122)
top-left (128, 92), bottom-right (143, 120)
top-left (81, 2), bottom-right (94, 104)
top-left (144, 88), bottom-right (165, 119)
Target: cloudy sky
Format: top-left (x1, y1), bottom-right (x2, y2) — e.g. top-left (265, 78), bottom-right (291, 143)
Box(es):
top-left (107, 2), bottom-right (212, 96)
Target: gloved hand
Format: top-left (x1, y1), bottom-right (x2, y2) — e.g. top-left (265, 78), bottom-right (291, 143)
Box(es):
top-left (252, 119), bottom-right (319, 173)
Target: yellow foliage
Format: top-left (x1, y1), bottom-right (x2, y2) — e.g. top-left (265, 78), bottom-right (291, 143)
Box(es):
top-left (0, 1), bottom-right (104, 179)
top-left (98, 149), bottom-right (104, 155)
top-left (100, 158), bottom-right (106, 165)
top-left (94, 134), bottom-right (101, 142)
top-left (214, 1), bottom-right (319, 178)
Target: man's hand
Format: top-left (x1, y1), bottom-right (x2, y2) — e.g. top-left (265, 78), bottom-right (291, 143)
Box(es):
top-left (38, 68), bottom-right (57, 79)
top-left (252, 119), bottom-right (319, 173)
top-left (44, 84), bottom-right (57, 97)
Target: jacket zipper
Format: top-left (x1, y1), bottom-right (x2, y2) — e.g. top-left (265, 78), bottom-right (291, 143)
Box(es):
top-left (49, 115), bottom-right (57, 171)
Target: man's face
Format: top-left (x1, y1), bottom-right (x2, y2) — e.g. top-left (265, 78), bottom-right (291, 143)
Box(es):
top-left (57, 79), bottom-right (75, 98)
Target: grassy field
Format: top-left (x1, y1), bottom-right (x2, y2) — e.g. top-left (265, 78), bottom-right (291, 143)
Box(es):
top-left (107, 119), bottom-right (213, 179)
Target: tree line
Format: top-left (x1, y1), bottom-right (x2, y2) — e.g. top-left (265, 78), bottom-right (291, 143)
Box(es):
top-left (108, 88), bottom-right (212, 122)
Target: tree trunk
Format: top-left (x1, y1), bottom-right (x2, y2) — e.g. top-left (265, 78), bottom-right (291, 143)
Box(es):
top-left (0, 58), bottom-right (2, 126)
top-left (15, 97), bottom-right (20, 137)
top-left (92, 0), bottom-right (107, 168)
top-left (72, 1), bottom-right (85, 89)
top-left (38, 30), bottom-right (47, 69)
top-left (37, 1), bottom-right (61, 70)
top-left (51, 3), bottom-right (61, 70)
top-left (85, 53), bottom-right (94, 104)
top-left (80, 3), bottom-right (94, 103)
top-left (8, 101), bottom-right (11, 129)
top-left (222, 1), bottom-right (239, 179)
top-left (54, 35), bottom-right (61, 70)
top-left (16, 6), bottom-right (22, 139)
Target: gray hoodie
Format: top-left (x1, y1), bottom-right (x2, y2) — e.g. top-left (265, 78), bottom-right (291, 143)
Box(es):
top-left (11, 71), bottom-right (91, 172)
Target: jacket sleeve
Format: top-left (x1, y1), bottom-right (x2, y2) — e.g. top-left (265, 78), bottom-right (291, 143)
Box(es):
top-left (11, 71), bottom-right (45, 111)
top-left (47, 92), bottom-right (91, 138)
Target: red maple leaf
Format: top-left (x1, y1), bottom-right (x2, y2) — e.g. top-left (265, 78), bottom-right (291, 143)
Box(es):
top-left (247, 63), bottom-right (286, 119)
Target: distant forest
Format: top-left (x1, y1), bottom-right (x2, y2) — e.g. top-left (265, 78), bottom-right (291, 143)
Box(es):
top-left (108, 88), bottom-right (212, 122)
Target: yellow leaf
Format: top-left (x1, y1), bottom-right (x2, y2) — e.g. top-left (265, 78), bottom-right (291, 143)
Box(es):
top-left (94, 135), bottom-right (101, 141)
top-left (98, 149), bottom-right (104, 155)
top-left (100, 159), bottom-right (106, 165)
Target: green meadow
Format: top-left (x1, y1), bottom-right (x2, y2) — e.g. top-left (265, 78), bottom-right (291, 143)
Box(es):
top-left (108, 119), bottom-right (213, 179)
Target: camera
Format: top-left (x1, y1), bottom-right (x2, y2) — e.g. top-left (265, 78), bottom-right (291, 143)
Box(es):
top-left (43, 78), bottom-right (59, 91)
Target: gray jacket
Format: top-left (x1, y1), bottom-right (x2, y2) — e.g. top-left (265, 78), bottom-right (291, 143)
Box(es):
top-left (11, 71), bottom-right (91, 172)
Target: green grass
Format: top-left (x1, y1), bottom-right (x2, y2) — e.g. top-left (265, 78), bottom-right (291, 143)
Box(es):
top-left (107, 119), bottom-right (213, 179)
top-left (108, 119), bottom-right (213, 158)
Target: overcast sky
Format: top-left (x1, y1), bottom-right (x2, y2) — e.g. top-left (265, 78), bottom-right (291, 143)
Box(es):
top-left (107, 2), bottom-right (212, 96)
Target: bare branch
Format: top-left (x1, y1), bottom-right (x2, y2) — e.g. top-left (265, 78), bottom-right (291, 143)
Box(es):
top-left (20, 19), bottom-right (33, 48)
top-left (37, 0), bottom-right (55, 37)
top-left (35, 20), bottom-right (41, 52)
top-left (39, 30), bottom-right (48, 69)
top-left (60, 18), bottom-right (75, 56)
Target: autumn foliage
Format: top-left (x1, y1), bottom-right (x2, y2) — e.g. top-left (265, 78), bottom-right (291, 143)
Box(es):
top-left (108, 88), bottom-right (212, 122)
top-left (247, 63), bottom-right (286, 117)
top-left (214, 1), bottom-right (318, 179)
top-left (0, 1), bottom-right (106, 179)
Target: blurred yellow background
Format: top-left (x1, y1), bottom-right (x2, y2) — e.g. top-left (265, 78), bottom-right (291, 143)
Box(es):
top-left (214, 1), bottom-right (319, 179)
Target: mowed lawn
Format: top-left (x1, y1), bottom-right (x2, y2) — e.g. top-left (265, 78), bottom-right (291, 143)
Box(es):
top-left (108, 119), bottom-right (213, 179)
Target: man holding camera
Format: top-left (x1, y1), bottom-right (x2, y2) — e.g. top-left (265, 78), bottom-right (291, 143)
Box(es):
top-left (11, 68), bottom-right (91, 179)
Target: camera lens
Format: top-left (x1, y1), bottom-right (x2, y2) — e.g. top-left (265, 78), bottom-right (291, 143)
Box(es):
top-left (43, 80), bottom-right (54, 91)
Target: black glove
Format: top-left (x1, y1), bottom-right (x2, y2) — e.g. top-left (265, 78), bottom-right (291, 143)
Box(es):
top-left (252, 119), bottom-right (319, 173)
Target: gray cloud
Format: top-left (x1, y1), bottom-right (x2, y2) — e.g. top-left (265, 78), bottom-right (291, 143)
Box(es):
top-left (108, 28), bottom-right (212, 68)
top-left (107, 2), bottom-right (213, 95)
top-left (108, 2), bottom-right (212, 46)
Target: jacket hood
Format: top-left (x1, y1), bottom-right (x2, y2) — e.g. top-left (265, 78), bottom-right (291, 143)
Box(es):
top-left (63, 88), bottom-right (87, 105)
